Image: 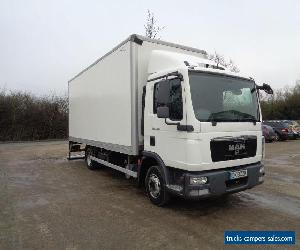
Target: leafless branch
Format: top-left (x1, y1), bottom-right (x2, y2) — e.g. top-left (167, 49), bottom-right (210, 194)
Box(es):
top-left (209, 51), bottom-right (240, 73)
top-left (144, 10), bottom-right (164, 39)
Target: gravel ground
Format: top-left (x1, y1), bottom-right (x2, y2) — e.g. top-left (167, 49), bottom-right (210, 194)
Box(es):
top-left (0, 140), bottom-right (299, 249)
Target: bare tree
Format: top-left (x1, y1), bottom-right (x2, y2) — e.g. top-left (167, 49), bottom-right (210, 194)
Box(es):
top-left (208, 51), bottom-right (240, 73)
top-left (144, 10), bottom-right (164, 39)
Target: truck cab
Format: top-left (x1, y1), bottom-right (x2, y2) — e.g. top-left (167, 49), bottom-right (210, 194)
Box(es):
top-left (142, 50), bottom-right (266, 204)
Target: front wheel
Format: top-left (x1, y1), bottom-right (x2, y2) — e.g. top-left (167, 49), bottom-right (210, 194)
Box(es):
top-left (145, 166), bottom-right (170, 206)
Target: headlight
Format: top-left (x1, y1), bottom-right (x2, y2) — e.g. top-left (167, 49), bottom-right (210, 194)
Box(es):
top-left (190, 176), bottom-right (208, 185)
top-left (259, 166), bottom-right (265, 174)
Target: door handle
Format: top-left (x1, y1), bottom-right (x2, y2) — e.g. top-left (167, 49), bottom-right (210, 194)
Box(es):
top-left (177, 124), bottom-right (194, 132)
top-left (152, 128), bottom-right (160, 131)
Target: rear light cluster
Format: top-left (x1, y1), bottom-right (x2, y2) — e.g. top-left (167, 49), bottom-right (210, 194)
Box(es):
top-left (281, 128), bottom-right (288, 132)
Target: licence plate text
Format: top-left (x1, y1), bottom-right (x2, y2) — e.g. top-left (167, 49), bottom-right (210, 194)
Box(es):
top-left (229, 169), bottom-right (247, 180)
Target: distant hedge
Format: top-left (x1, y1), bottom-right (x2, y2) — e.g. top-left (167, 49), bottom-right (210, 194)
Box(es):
top-left (260, 83), bottom-right (300, 121)
top-left (0, 90), bottom-right (68, 141)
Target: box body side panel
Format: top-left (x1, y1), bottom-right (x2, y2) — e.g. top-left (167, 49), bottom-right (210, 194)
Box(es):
top-left (69, 41), bottom-right (135, 154)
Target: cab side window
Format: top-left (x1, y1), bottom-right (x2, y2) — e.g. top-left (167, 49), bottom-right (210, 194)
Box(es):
top-left (153, 78), bottom-right (183, 121)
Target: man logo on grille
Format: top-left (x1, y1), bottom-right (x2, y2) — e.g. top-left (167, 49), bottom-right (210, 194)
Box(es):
top-left (229, 143), bottom-right (245, 155)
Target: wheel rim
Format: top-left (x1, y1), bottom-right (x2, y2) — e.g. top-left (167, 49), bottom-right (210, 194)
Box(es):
top-left (148, 173), bottom-right (161, 199)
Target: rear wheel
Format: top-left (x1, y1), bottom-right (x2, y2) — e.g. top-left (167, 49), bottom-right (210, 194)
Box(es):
top-left (85, 147), bottom-right (98, 170)
top-left (145, 166), bottom-right (170, 206)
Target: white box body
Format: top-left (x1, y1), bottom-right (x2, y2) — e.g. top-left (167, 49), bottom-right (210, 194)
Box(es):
top-left (69, 35), bottom-right (206, 155)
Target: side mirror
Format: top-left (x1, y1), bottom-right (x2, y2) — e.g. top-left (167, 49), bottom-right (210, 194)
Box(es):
top-left (157, 106), bottom-right (170, 118)
top-left (157, 80), bottom-right (170, 105)
top-left (262, 83), bottom-right (273, 94)
top-left (256, 83), bottom-right (273, 95)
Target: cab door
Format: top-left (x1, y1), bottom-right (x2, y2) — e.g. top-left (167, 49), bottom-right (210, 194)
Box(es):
top-left (144, 77), bottom-right (187, 169)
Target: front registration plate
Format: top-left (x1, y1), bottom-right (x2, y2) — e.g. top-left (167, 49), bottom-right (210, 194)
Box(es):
top-left (229, 169), bottom-right (247, 180)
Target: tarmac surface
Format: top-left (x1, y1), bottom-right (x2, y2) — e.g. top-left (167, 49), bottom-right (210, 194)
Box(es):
top-left (1, 140), bottom-right (299, 249)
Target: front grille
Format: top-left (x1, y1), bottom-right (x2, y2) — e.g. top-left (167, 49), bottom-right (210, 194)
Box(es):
top-left (210, 135), bottom-right (257, 162)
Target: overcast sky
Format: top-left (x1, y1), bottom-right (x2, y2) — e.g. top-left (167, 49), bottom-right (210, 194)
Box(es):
top-left (1, 0), bottom-right (299, 95)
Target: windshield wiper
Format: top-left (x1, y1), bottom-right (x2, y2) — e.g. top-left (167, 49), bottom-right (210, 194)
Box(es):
top-left (208, 110), bottom-right (257, 126)
top-left (236, 113), bottom-right (258, 125)
top-left (207, 116), bottom-right (243, 126)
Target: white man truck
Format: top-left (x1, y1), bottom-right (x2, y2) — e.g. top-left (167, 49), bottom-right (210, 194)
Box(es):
top-left (68, 34), bottom-right (273, 206)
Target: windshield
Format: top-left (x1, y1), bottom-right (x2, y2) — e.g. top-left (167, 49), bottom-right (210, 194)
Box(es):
top-left (189, 72), bottom-right (259, 122)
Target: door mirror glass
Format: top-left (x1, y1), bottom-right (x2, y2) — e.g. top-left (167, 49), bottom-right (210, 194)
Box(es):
top-left (262, 83), bottom-right (273, 94)
top-left (157, 106), bottom-right (170, 118)
top-left (157, 80), bottom-right (171, 105)
top-left (256, 83), bottom-right (273, 95)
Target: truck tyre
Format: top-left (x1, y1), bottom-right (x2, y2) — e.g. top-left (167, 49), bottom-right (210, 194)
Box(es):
top-left (145, 166), bottom-right (170, 206)
top-left (85, 147), bottom-right (98, 170)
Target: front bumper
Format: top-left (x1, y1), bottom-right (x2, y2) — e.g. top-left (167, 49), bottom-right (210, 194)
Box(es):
top-left (167, 162), bottom-right (264, 199)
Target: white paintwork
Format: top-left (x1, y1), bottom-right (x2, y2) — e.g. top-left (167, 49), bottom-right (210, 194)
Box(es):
top-left (144, 66), bottom-right (263, 171)
top-left (69, 42), bottom-right (133, 151)
top-left (143, 55), bottom-right (263, 172)
top-left (69, 35), bottom-right (207, 155)
top-left (69, 34), bottom-right (263, 172)
top-left (135, 41), bottom-right (207, 146)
